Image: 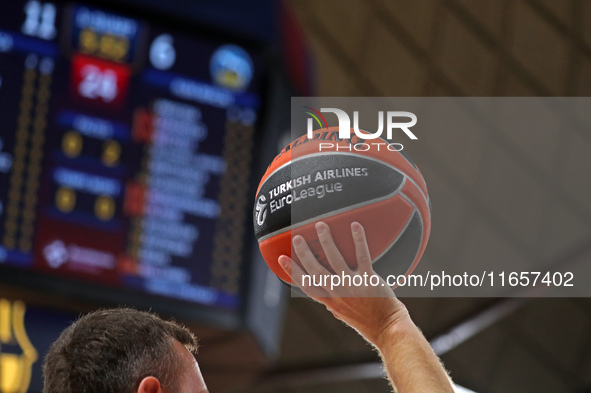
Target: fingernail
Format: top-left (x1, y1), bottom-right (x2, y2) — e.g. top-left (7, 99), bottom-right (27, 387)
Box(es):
top-left (351, 222), bottom-right (361, 233)
top-left (315, 222), bottom-right (326, 235)
top-left (293, 236), bottom-right (303, 246)
top-left (278, 256), bottom-right (288, 268)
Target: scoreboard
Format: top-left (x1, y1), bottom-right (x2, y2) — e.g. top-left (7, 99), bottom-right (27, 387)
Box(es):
top-left (0, 0), bottom-right (264, 315)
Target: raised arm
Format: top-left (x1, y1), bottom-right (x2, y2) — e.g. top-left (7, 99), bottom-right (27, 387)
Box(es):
top-left (278, 221), bottom-right (454, 393)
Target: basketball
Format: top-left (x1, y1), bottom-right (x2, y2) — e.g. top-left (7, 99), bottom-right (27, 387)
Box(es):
top-left (253, 127), bottom-right (431, 285)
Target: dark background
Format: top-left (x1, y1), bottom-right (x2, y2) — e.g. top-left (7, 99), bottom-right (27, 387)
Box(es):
top-left (1, 1), bottom-right (591, 393)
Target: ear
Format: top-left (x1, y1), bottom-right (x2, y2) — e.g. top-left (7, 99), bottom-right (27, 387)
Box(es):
top-left (137, 376), bottom-right (164, 393)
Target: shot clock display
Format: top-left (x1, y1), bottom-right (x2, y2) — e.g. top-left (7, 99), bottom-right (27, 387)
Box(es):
top-left (0, 0), bottom-right (263, 313)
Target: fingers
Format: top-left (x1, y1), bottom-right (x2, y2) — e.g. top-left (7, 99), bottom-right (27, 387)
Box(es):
top-left (292, 234), bottom-right (327, 276)
top-left (278, 255), bottom-right (330, 298)
top-left (278, 254), bottom-right (305, 286)
top-left (283, 221), bottom-right (375, 297)
top-left (315, 222), bottom-right (351, 273)
top-left (351, 222), bottom-right (373, 273)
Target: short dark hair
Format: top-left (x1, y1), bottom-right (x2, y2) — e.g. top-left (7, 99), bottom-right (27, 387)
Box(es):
top-left (43, 308), bottom-right (198, 393)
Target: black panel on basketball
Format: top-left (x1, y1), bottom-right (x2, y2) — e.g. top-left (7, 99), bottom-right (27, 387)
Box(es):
top-left (254, 154), bottom-right (404, 239)
top-left (373, 210), bottom-right (423, 278)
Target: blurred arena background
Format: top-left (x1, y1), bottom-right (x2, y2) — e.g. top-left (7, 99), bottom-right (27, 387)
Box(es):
top-left (1, 1), bottom-right (590, 392)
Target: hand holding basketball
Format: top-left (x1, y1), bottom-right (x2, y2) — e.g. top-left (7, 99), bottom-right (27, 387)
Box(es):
top-left (254, 128), bottom-right (431, 287)
top-left (278, 221), bottom-right (410, 345)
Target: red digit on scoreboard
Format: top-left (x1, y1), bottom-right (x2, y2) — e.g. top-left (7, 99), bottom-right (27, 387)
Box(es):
top-left (70, 54), bottom-right (130, 108)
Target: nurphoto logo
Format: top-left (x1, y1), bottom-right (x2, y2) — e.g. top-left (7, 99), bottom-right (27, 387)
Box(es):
top-left (304, 106), bottom-right (418, 140)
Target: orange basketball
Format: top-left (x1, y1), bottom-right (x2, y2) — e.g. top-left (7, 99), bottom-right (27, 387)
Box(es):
top-left (253, 127), bottom-right (431, 285)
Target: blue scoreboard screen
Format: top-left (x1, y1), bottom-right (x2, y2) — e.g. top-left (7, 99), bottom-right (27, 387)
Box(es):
top-left (0, 0), bottom-right (263, 312)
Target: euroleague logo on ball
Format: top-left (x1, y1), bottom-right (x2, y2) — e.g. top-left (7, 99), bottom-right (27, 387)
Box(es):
top-left (255, 194), bottom-right (268, 225)
top-left (303, 106), bottom-right (418, 152)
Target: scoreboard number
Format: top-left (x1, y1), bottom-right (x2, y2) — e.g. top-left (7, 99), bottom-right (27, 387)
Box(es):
top-left (102, 140), bottom-right (121, 166)
top-left (71, 55), bottom-right (131, 107)
top-left (95, 195), bottom-right (115, 221)
top-left (56, 187), bottom-right (76, 213)
top-left (22, 1), bottom-right (57, 40)
top-left (62, 131), bottom-right (82, 158)
top-left (79, 29), bottom-right (130, 62)
top-left (149, 34), bottom-right (176, 70)
top-left (78, 64), bottom-right (118, 102)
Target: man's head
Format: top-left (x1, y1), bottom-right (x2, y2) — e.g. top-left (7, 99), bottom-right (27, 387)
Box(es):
top-left (43, 308), bottom-right (208, 393)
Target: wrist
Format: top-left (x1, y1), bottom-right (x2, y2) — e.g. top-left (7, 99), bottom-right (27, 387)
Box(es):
top-left (373, 303), bottom-right (412, 348)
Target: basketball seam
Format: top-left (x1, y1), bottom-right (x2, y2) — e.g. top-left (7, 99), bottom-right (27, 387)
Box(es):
top-left (372, 206), bottom-right (416, 263)
top-left (401, 173), bottom-right (429, 211)
top-left (257, 177), bottom-right (407, 242)
top-left (375, 134), bottom-right (420, 176)
top-left (398, 192), bottom-right (424, 276)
